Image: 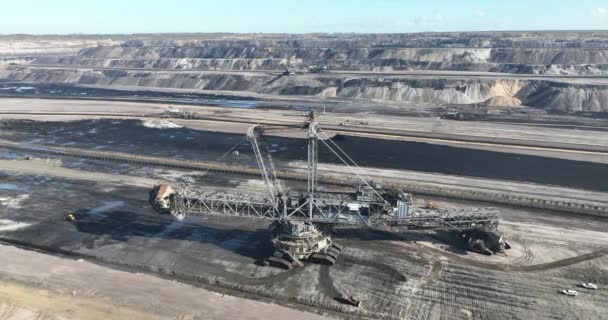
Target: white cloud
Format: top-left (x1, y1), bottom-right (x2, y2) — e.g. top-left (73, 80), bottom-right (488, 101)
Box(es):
top-left (474, 10), bottom-right (487, 18)
top-left (592, 7), bottom-right (608, 19)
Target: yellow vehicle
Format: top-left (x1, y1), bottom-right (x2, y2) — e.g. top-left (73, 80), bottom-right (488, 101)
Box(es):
top-left (66, 213), bottom-right (77, 222)
top-left (424, 202), bottom-right (439, 210)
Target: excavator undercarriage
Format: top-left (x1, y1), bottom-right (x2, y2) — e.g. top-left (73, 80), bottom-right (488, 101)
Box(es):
top-left (267, 220), bottom-right (343, 269)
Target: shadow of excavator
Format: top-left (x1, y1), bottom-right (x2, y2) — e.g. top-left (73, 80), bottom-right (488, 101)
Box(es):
top-left (72, 209), bottom-right (275, 261)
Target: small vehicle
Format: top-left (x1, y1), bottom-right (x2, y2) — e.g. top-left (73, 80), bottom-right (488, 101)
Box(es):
top-left (336, 295), bottom-right (361, 307)
top-left (561, 289), bottom-right (579, 296)
top-left (66, 213), bottom-right (77, 222)
top-left (282, 68), bottom-right (296, 76)
top-left (581, 283), bottom-right (598, 290)
top-left (424, 202), bottom-right (439, 210)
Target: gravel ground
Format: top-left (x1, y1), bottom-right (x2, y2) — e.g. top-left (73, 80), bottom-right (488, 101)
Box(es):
top-left (0, 164), bottom-right (607, 319)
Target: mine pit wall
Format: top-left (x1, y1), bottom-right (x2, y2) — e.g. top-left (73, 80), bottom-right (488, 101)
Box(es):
top-left (4, 66), bottom-right (608, 112)
top-left (10, 32), bottom-right (608, 74)
top-left (30, 45), bottom-right (608, 74)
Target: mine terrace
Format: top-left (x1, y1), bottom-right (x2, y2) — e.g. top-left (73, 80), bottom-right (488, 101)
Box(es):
top-left (0, 32), bottom-right (607, 320)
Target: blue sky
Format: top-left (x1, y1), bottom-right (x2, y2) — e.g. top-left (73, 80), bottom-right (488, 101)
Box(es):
top-left (2, 0), bottom-right (608, 34)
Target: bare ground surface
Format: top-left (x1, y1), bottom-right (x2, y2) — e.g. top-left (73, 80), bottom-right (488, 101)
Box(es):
top-left (0, 158), bottom-right (162, 188)
top-left (1, 98), bottom-right (608, 160)
top-left (1, 112), bottom-right (606, 203)
top-left (2, 153), bottom-right (608, 210)
top-left (1, 98), bottom-right (608, 318)
top-left (0, 245), bottom-right (335, 320)
top-left (1, 155), bottom-right (608, 319)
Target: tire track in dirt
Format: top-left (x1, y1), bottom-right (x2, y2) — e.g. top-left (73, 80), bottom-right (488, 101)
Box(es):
top-left (416, 260), bottom-right (444, 289)
top-left (339, 254), bottom-right (407, 282)
top-left (396, 241), bottom-right (608, 272)
top-left (318, 265), bottom-right (341, 300)
top-left (176, 250), bottom-right (306, 286)
top-left (509, 234), bottom-right (534, 265)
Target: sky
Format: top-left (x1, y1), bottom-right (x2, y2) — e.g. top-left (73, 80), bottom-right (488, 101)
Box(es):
top-left (1, 0), bottom-right (608, 34)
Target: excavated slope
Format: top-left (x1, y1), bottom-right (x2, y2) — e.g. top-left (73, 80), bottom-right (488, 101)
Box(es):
top-left (3, 67), bottom-right (608, 112)
top-left (24, 31), bottom-right (608, 75)
top-left (4, 32), bottom-right (608, 112)
top-left (33, 46), bottom-right (608, 74)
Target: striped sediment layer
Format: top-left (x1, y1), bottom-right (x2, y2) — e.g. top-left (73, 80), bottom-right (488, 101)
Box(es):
top-left (3, 67), bottom-right (608, 112)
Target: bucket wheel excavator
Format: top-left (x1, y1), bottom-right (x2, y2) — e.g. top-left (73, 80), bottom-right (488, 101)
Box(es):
top-left (151, 111), bottom-right (506, 270)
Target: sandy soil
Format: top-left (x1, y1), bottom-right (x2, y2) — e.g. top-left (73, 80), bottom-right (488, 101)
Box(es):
top-left (0, 245), bottom-right (335, 320)
top-left (0, 283), bottom-right (154, 320)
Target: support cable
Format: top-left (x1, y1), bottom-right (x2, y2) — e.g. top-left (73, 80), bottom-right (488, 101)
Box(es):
top-left (319, 130), bottom-right (466, 230)
top-left (319, 130), bottom-right (368, 178)
top-left (315, 132), bottom-right (387, 203)
top-left (174, 139), bottom-right (246, 217)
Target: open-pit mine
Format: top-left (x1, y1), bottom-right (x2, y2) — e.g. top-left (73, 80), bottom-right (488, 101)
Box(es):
top-left (0, 32), bottom-right (607, 320)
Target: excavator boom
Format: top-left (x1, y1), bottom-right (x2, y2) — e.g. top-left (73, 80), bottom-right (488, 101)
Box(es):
top-left (246, 125), bottom-right (283, 209)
